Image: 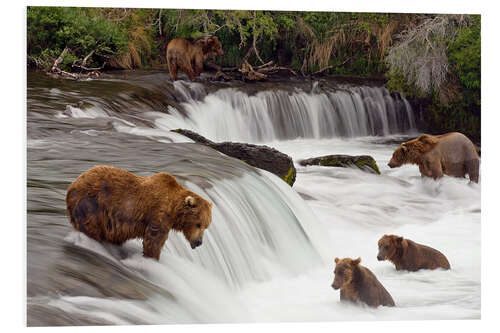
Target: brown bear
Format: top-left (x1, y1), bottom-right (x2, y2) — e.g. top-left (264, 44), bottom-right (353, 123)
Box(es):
top-left (66, 165), bottom-right (213, 260)
top-left (166, 36), bottom-right (224, 81)
top-left (388, 132), bottom-right (479, 183)
top-left (331, 257), bottom-right (395, 307)
top-left (377, 235), bottom-right (450, 271)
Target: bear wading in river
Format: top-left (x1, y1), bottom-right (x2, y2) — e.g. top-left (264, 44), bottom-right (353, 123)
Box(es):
top-left (166, 36), bottom-right (224, 81)
top-left (377, 235), bottom-right (451, 271)
top-left (66, 165), bottom-right (213, 260)
top-left (332, 257), bottom-right (395, 308)
top-left (388, 132), bottom-right (479, 183)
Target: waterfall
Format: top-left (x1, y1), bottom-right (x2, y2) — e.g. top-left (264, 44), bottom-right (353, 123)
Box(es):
top-left (27, 71), bottom-right (480, 325)
top-left (30, 141), bottom-right (332, 324)
top-left (160, 81), bottom-right (416, 143)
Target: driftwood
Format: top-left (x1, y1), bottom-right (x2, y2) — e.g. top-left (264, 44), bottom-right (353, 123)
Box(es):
top-left (49, 47), bottom-right (103, 80)
top-left (205, 58), bottom-right (297, 81)
top-left (51, 47), bottom-right (69, 72)
top-left (239, 61), bottom-right (267, 81)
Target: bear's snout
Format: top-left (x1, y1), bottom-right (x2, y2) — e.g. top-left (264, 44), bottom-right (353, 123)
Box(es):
top-left (388, 162), bottom-right (395, 168)
top-left (331, 283), bottom-right (339, 290)
top-left (377, 254), bottom-right (384, 261)
top-left (190, 239), bottom-right (202, 249)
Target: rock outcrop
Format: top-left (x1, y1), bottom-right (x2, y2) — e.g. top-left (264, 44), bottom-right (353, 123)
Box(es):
top-left (299, 154), bottom-right (380, 174)
top-left (171, 129), bottom-right (296, 186)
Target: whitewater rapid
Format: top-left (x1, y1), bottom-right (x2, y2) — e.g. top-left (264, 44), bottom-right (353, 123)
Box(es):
top-left (27, 73), bottom-right (480, 324)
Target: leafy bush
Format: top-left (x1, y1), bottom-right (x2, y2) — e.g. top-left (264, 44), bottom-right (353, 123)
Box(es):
top-left (27, 7), bottom-right (127, 70)
top-left (447, 15), bottom-right (480, 107)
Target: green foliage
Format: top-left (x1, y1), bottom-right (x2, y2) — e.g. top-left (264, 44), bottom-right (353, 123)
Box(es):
top-left (26, 7), bottom-right (405, 75)
top-left (386, 70), bottom-right (425, 99)
top-left (448, 15), bottom-right (481, 107)
top-left (27, 7), bottom-right (127, 70)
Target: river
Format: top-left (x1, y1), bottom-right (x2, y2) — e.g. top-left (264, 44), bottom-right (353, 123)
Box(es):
top-left (27, 70), bottom-right (480, 325)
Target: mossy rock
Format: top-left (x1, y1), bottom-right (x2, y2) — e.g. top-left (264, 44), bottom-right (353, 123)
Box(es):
top-left (299, 154), bottom-right (381, 174)
top-left (282, 162), bottom-right (297, 186)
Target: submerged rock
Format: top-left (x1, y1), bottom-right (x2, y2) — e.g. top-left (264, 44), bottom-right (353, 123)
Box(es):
top-left (299, 154), bottom-right (381, 174)
top-left (171, 129), bottom-right (296, 186)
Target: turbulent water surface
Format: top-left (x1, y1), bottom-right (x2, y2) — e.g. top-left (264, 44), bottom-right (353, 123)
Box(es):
top-left (27, 71), bottom-right (480, 325)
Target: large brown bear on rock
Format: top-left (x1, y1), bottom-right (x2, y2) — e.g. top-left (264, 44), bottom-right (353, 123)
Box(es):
top-left (66, 165), bottom-right (213, 260)
top-left (166, 36), bottom-right (224, 81)
top-left (377, 235), bottom-right (450, 271)
top-left (332, 257), bottom-right (395, 307)
top-left (388, 132), bottom-right (479, 183)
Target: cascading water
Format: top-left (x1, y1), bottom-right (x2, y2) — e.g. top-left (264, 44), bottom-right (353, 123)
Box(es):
top-left (27, 71), bottom-right (479, 325)
top-left (153, 80), bottom-right (416, 143)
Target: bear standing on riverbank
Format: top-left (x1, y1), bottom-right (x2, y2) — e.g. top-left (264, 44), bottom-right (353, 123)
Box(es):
top-left (332, 257), bottom-right (395, 307)
top-left (377, 235), bottom-right (450, 271)
top-left (166, 36), bottom-right (224, 81)
top-left (66, 165), bottom-right (213, 260)
top-left (388, 132), bottom-right (479, 183)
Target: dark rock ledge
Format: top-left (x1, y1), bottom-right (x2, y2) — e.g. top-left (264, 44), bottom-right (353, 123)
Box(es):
top-left (171, 129), bottom-right (297, 186)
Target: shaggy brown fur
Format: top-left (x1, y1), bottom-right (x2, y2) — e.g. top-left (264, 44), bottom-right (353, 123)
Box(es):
top-left (166, 36), bottom-right (224, 81)
top-left (66, 165), bottom-right (213, 260)
top-left (388, 132), bottom-right (479, 183)
top-left (332, 257), bottom-right (395, 307)
top-left (377, 235), bottom-right (450, 271)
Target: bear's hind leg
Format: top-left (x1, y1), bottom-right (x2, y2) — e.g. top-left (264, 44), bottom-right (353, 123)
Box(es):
top-left (184, 65), bottom-right (196, 81)
top-left (466, 158), bottom-right (480, 183)
top-left (168, 60), bottom-right (178, 81)
top-left (69, 196), bottom-right (105, 241)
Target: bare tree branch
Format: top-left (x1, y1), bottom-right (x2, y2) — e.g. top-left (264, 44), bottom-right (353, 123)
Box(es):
top-left (51, 47), bottom-right (69, 72)
top-left (386, 15), bottom-right (470, 94)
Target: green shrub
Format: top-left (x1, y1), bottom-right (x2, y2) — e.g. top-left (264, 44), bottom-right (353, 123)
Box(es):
top-left (27, 7), bottom-right (127, 70)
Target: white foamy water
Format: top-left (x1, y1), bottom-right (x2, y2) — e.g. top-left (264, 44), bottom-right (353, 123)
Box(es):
top-left (249, 137), bottom-right (480, 321)
top-left (49, 137), bottom-right (480, 322)
top-left (31, 79), bottom-right (480, 323)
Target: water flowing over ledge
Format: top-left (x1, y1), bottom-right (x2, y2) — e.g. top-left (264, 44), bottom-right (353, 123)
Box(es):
top-left (162, 80), bottom-right (416, 143)
top-left (27, 134), bottom-right (331, 324)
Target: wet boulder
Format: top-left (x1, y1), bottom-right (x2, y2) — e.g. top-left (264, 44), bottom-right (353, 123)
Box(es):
top-left (171, 129), bottom-right (296, 186)
top-left (299, 154), bottom-right (381, 174)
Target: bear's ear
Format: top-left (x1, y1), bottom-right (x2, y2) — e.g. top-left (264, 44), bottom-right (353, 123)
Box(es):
top-left (401, 145), bottom-right (408, 152)
top-left (207, 37), bottom-right (215, 45)
top-left (352, 257), bottom-right (361, 266)
top-left (185, 195), bottom-right (196, 207)
top-left (334, 257), bottom-right (339, 264)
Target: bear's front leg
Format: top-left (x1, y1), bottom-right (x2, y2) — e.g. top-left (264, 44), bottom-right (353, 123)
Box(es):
top-left (428, 159), bottom-right (443, 180)
top-left (143, 223), bottom-right (169, 260)
top-left (340, 289), bottom-right (347, 301)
